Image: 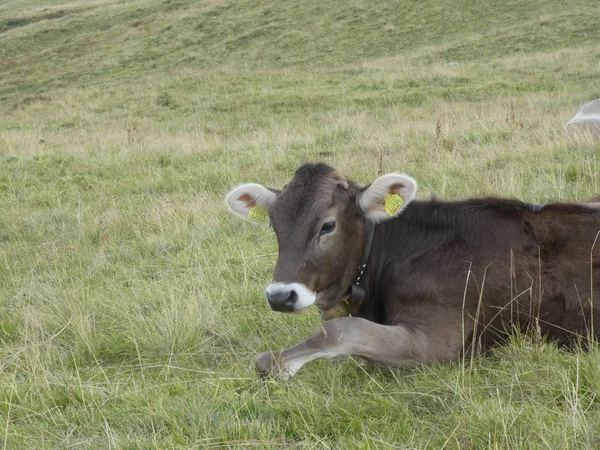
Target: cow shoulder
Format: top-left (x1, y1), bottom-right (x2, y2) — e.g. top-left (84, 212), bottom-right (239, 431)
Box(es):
top-left (523, 202), bottom-right (600, 253)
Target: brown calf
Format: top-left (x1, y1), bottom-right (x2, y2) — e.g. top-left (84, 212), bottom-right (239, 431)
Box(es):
top-left (226, 164), bottom-right (600, 379)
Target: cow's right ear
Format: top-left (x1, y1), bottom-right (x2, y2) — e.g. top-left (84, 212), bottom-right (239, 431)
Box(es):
top-left (225, 183), bottom-right (279, 226)
top-left (357, 173), bottom-right (417, 223)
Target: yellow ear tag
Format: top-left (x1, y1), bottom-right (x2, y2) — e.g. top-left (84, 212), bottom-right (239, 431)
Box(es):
top-left (247, 206), bottom-right (269, 224)
top-left (384, 193), bottom-right (404, 216)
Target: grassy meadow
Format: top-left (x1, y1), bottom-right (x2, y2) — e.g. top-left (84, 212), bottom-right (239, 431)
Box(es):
top-left (1, 0), bottom-right (600, 447)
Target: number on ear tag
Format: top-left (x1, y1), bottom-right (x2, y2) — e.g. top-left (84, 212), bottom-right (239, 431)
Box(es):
top-left (248, 206), bottom-right (269, 224)
top-left (384, 193), bottom-right (404, 216)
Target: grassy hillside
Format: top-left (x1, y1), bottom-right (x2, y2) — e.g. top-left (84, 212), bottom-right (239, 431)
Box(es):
top-left (2, 0), bottom-right (600, 107)
top-left (1, 0), bottom-right (600, 448)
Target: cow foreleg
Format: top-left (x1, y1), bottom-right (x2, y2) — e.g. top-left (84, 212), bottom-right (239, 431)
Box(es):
top-left (255, 317), bottom-right (434, 380)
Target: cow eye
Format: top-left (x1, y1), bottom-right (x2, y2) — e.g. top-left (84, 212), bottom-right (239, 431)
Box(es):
top-left (320, 221), bottom-right (336, 236)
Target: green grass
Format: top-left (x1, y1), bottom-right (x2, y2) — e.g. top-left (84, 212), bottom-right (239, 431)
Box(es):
top-left (1, 0), bottom-right (600, 447)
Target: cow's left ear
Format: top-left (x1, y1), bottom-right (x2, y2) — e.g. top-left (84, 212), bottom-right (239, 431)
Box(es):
top-left (225, 183), bottom-right (279, 225)
top-left (357, 173), bottom-right (417, 223)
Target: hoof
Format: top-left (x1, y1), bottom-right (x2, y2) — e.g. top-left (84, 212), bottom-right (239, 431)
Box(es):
top-left (255, 351), bottom-right (291, 380)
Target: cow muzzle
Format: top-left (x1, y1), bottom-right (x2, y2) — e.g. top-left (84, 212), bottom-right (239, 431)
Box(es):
top-left (265, 282), bottom-right (316, 312)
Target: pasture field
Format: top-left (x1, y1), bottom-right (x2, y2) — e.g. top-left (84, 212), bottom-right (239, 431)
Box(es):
top-left (1, 0), bottom-right (600, 448)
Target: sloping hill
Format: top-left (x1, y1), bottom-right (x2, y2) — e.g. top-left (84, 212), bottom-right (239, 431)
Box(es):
top-left (1, 0), bottom-right (599, 106)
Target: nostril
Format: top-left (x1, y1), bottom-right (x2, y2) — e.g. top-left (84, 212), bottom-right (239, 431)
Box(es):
top-left (266, 285), bottom-right (299, 311)
top-left (265, 283), bottom-right (316, 312)
top-left (284, 290), bottom-right (297, 305)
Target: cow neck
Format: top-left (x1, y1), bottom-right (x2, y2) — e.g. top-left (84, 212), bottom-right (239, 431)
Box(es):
top-left (347, 219), bottom-right (375, 306)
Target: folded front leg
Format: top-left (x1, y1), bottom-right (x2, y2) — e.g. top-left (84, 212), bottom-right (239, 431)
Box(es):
top-left (256, 317), bottom-right (453, 380)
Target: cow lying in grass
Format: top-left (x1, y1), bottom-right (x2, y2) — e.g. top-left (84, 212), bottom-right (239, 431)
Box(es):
top-left (226, 163), bottom-right (600, 379)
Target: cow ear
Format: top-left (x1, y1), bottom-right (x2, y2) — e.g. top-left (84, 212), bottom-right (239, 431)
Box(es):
top-left (225, 183), bottom-right (278, 226)
top-left (357, 173), bottom-right (417, 223)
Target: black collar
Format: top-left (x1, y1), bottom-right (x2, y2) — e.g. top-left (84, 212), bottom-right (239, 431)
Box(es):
top-left (346, 219), bottom-right (375, 308)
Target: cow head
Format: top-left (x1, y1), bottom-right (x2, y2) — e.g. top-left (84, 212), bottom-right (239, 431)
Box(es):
top-left (225, 164), bottom-right (417, 312)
